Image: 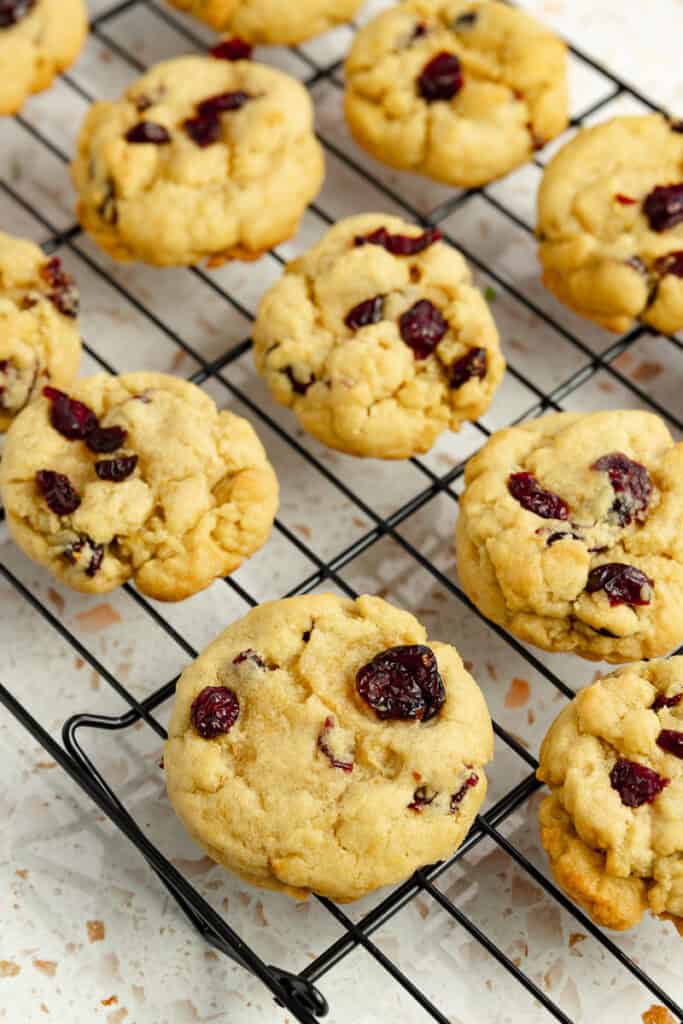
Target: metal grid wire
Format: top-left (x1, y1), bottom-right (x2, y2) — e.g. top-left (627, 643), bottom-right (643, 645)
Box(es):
top-left (1, 2), bottom-right (682, 1021)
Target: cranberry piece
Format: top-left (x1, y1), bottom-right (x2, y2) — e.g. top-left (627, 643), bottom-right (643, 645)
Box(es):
top-left (399, 299), bottom-right (448, 358)
top-left (610, 757), bottom-right (670, 807)
top-left (85, 542), bottom-right (104, 577)
top-left (585, 563), bottom-right (653, 606)
top-left (95, 455), bottom-right (138, 482)
top-left (40, 257), bottom-right (79, 318)
top-left (210, 37), bottom-right (253, 61)
top-left (197, 91), bottom-right (251, 118)
top-left (284, 367), bottom-right (314, 395)
top-left (183, 115), bottom-right (222, 147)
top-left (615, 194), bottom-right (637, 205)
top-left (643, 184), bottom-right (683, 232)
top-left (317, 716), bottom-right (354, 772)
top-left (411, 22), bottom-right (428, 41)
top-left (36, 470), bottom-right (81, 516)
top-left (654, 251), bottom-right (683, 278)
top-left (356, 644), bottom-right (446, 722)
top-left (451, 347), bottom-right (487, 388)
top-left (233, 649), bottom-right (266, 668)
top-left (450, 771), bottom-right (479, 813)
top-left (354, 226), bottom-right (442, 256)
top-left (62, 534), bottom-right (103, 576)
top-left (191, 686), bottom-right (240, 739)
top-left (408, 785), bottom-right (437, 811)
top-left (652, 692), bottom-right (683, 711)
top-left (125, 122), bottom-right (171, 145)
top-left (0, 0), bottom-right (35, 27)
top-left (657, 729), bottom-right (683, 758)
top-left (418, 52), bottom-right (463, 102)
top-left (345, 295), bottom-right (384, 330)
top-left (453, 11), bottom-right (477, 29)
top-left (592, 452), bottom-right (652, 527)
top-left (43, 386), bottom-right (97, 440)
top-left (508, 472), bottom-right (569, 520)
top-left (671, 120), bottom-right (683, 133)
top-left (546, 530), bottom-right (582, 546)
top-left (86, 425), bottom-right (127, 454)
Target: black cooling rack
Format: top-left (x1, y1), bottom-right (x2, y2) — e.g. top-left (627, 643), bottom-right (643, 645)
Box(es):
top-left (1, 1), bottom-right (682, 1021)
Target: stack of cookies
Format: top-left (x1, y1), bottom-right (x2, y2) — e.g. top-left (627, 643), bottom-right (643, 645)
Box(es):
top-left (1, 0), bottom-right (681, 930)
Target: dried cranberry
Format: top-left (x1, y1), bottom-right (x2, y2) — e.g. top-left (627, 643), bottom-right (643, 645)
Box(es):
top-left (191, 686), bottom-right (240, 739)
top-left (36, 470), bottom-right (81, 516)
top-left (592, 452), bottom-right (652, 527)
top-left (654, 251), bottom-right (683, 278)
top-left (643, 184), bottom-right (683, 232)
top-left (610, 757), bottom-right (669, 807)
top-left (399, 299), bottom-right (448, 358)
top-left (546, 530), bottom-right (583, 546)
top-left (411, 22), bottom-right (428, 40)
top-left (233, 649), bottom-right (266, 668)
top-left (86, 425), bottom-right (127, 454)
top-left (418, 52), bottom-right (463, 102)
top-left (615, 194), bottom-right (637, 205)
top-left (451, 347), bottom-right (487, 388)
top-left (197, 91), bottom-right (251, 117)
top-left (64, 536), bottom-right (105, 578)
top-left (408, 785), bottom-right (437, 811)
top-left (317, 716), bottom-right (354, 772)
top-left (40, 257), bottom-right (79, 318)
top-left (85, 542), bottom-right (104, 577)
top-left (210, 37), bottom-right (253, 61)
top-left (125, 122), bottom-right (171, 145)
top-left (345, 295), bottom-right (384, 330)
top-left (183, 115), bottom-right (222, 147)
top-left (508, 472), bottom-right (569, 520)
top-left (0, 0), bottom-right (35, 27)
top-left (453, 11), bottom-right (477, 29)
top-left (585, 563), bottom-right (653, 606)
top-left (43, 386), bottom-right (97, 440)
top-left (652, 692), bottom-right (683, 712)
top-left (356, 644), bottom-right (446, 722)
top-left (95, 455), bottom-right (138, 482)
top-left (657, 729), bottom-right (683, 758)
top-left (671, 120), bottom-right (683, 133)
top-left (354, 226), bottom-right (442, 256)
top-left (284, 367), bottom-right (314, 395)
top-left (450, 771), bottom-right (479, 813)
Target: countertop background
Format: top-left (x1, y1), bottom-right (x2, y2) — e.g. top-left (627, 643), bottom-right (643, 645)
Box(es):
top-left (2, 2), bottom-right (683, 1022)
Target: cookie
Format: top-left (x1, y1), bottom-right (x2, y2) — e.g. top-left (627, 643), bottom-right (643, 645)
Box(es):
top-left (164, 0), bottom-right (363, 44)
top-left (538, 115), bottom-right (683, 334)
top-left (71, 54), bottom-right (324, 266)
top-left (456, 410), bottom-right (683, 662)
top-left (0, 232), bottom-right (81, 432)
top-left (253, 214), bottom-right (504, 459)
top-left (0, 372), bottom-right (278, 600)
top-left (0, 0), bottom-right (87, 116)
top-left (344, 0), bottom-right (568, 189)
top-left (164, 593), bottom-right (493, 901)
top-left (537, 658), bottom-right (683, 934)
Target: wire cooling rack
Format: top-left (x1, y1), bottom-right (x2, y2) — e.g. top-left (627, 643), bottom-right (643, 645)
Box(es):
top-left (1, 1), bottom-right (682, 1021)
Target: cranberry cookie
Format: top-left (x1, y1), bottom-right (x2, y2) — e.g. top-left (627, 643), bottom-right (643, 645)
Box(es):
top-left (538, 115), bottom-right (683, 334)
top-left (253, 214), bottom-right (504, 459)
top-left (0, 232), bottom-right (80, 432)
top-left (164, 0), bottom-right (363, 44)
top-left (538, 659), bottom-right (683, 934)
top-left (165, 594), bottom-right (493, 901)
top-left (71, 54), bottom-right (324, 266)
top-left (456, 410), bottom-right (683, 662)
top-left (0, 0), bottom-right (87, 116)
top-left (345, 0), bottom-right (568, 189)
top-left (0, 373), bottom-right (278, 600)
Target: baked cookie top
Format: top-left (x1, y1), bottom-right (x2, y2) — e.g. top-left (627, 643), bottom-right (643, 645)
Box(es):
top-left (253, 213), bottom-right (504, 459)
top-left (456, 410), bottom-right (683, 662)
top-left (344, 0), bottom-right (568, 188)
top-left (0, 0), bottom-right (87, 116)
top-left (0, 232), bottom-right (81, 432)
top-left (0, 372), bottom-right (279, 601)
top-left (165, 594), bottom-right (493, 901)
top-left (538, 659), bottom-right (683, 933)
top-left (164, 0), bottom-right (363, 44)
top-left (71, 54), bottom-right (324, 266)
top-left (538, 115), bottom-right (683, 334)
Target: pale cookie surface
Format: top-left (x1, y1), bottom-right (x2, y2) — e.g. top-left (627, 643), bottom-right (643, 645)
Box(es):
top-left (71, 55), bottom-right (324, 266)
top-left (0, 232), bottom-right (80, 432)
top-left (0, 0), bottom-right (87, 115)
top-left (253, 214), bottom-right (504, 459)
top-left (456, 410), bottom-right (683, 662)
top-left (165, 594), bottom-right (493, 901)
top-left (345, 0), bottom-right (568, 188)
top-left (164, 0), bottom-right (362, 43)
top-left (0, 372), bottom-right (278, 600)
top-left (538, 115), bottom-right (683, 334)
top-left (538, 659), bottom-right (683, 933)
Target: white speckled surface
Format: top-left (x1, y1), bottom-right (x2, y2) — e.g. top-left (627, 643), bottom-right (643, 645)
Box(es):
top-left (1, 2), bottom-right (683, 1022)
